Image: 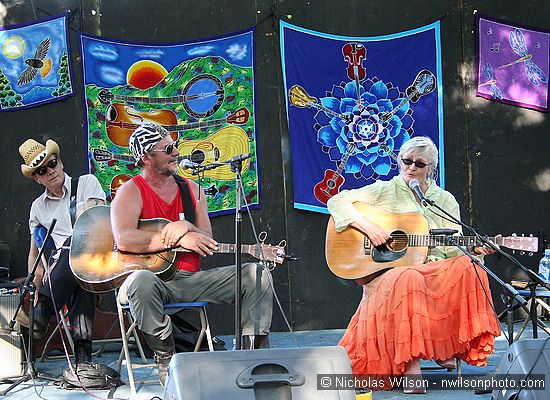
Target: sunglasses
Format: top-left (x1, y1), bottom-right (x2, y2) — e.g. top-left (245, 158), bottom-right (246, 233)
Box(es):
top-left (150, 142), bottom-right (177, 156)
top-left (34, 158), bottom-right (59, 176)
top-left (401, 158), bottom-right (431, 169)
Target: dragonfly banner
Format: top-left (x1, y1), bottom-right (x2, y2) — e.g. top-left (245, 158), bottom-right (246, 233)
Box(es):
top-left (476, 15), bottom-right (549, 112)
top-left (80, 28), bottom-right (259, 216)
top-left (0, 14), bottom-right (73, 111)
top-left (280, 21), bottom-right (444, 213)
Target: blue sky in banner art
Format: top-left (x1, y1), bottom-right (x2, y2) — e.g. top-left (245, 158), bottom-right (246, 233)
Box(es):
top-left (280, 21), bottom-right (444, 213)
top-left (0, 14), bottom-right (73, 111)
top-left (80, 28), bottom-right (259, 216)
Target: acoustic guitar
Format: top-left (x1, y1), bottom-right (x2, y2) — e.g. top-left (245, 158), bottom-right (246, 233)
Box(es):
top-left (104, 104), bottom-right (249, 148)
top-left (325, 202), bottom-right (539, 279)
top-left (93, 125), bottom-right (251, 181)
top-left (69, 206), bottom-right (286, 293)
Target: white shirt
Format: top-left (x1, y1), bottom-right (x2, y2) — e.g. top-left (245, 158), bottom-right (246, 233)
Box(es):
top-left (28, 173), bottom-right (105, 249)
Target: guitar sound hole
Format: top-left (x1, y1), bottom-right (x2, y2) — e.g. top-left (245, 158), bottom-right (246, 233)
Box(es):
top-left (106, 104), bottom-right (117, 122)
top-left (190, 150), bottom-right (205, 164)
top-left (387, 230), bottom-right (408, 252)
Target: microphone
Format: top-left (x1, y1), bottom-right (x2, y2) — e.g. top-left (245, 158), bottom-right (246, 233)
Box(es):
top-left (226, 153), bottom-right (252, 164)
top-left (179, 159), bottom-right (201, 170)
top-left (429, 228), bottom-right (458, 235)
top-left (408, 178), bottom-right (431, 206)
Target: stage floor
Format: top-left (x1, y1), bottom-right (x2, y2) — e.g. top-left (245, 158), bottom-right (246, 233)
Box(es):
top-left (0, 321), bottom-right (544, 399)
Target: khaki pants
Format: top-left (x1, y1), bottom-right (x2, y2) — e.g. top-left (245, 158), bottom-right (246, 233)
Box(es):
top-left (118, 263), bottom-right (273, 340)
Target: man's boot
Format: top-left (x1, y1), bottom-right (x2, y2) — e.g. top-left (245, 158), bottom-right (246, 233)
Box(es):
top-left (242, 335), bottom-right (270, 349)
top-left (143, 332), bottom-right (175, 387)
top-left (16, 294), bottom-right (53, 339)
top-left (74, 339), bottom-right (93, 365)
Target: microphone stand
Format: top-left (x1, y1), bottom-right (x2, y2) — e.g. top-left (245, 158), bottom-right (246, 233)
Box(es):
top-left (0, 219), bottom-right (57, 396)
top-left (187, 155), bottom-right (250, 350)
top-left (230, 159), bottom-right (244, 350)
top-left (421, 196), bottom-right (528, 346)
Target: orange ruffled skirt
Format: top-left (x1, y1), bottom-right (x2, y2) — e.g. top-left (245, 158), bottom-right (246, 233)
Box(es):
top-left (339, 255), bottom-right (501, 390)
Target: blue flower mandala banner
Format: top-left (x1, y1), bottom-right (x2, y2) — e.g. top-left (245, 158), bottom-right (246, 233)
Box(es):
top-left (280, 21), bottom-right (444, 213)
top-left (0, 14), bottom-right (74, 111)
top-left (80, 28), bottom-right (259, 216)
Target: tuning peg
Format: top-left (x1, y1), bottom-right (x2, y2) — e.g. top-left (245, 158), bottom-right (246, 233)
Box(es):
top-left (258, 231), bottom-right (267, 244)
top-left (278, 239), bottom-right (287, 249)
top-left (520, 251), bottom-right (525, 255)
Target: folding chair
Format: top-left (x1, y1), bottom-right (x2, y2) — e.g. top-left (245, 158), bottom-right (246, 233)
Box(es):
top-left (116, 297), bottom-right (214, 395)
top-left (499, 280), bottom-right (550, 343)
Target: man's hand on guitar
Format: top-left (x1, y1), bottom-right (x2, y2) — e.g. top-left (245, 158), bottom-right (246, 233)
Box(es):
top-left (160, 220), bottom-right (194, 248)
top-left (351, 217), bottom-right (391, 247)
top-left (178, 231), bottom-right (219, 257)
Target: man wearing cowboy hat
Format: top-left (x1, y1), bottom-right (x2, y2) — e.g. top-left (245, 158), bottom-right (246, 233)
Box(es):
top-left (18, 138), bottom-right (105, 364)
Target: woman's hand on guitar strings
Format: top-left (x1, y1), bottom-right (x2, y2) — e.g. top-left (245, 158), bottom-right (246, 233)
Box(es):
top-left (351, 217), bottom-right (391, 247)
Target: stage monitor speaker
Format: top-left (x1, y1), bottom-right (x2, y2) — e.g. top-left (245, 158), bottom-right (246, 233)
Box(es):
top-left (492, 338), bottom-right (550, 400)
top-left (164, 345), bottom-right (355, 400)
top-left (0, 294), bottom-right (23, 379)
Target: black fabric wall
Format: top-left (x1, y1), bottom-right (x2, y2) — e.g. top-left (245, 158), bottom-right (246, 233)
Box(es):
top-left (0, 0), bottom-right (548, 335)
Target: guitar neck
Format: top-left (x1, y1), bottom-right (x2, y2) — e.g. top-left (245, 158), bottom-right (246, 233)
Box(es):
top-left (175, 243), bottom-right (256, 257)
top-left (379, 93), bottom-right (413, 123)
top-left (113, 94), bottom-right (184, 104)
top-left (334, 143), bottom-right (357, 176)
top-left (113, 153), bottom-right (134, 162)
top-left (407, 235), bottom-right (497, 248)
top-left (306, 101), bottom-right (350, 122)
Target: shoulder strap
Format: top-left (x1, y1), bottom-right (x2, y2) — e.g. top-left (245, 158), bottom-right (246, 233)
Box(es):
top-left (173, 175), bottom-right (195, 224)
top-left (69, 177), bottom-right (79, 227)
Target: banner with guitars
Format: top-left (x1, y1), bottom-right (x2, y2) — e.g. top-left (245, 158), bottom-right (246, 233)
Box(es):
top-left (79, 28), bottom-right (259, 216)
top-left (280, 21), bottom-right (444, 213)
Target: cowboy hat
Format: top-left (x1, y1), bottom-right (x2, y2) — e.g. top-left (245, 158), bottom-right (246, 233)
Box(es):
top-left (19, 139), bottom-right (60, 177)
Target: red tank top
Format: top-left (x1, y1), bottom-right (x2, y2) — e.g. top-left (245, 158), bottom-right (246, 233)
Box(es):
top-left (132, 175), bottom-right (200, 272)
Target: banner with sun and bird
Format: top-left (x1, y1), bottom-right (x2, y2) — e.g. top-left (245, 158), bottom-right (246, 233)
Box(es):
top-left (476, 15), bottom-right (549, 112)
top-left (280, 21), bottom-right (444, 213)
top-left (80, 28), bottom-right (258, 216)
top-left (0, 14), bottom-right (73, 111)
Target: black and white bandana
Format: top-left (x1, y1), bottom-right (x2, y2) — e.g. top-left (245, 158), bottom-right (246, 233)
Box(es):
top-left (129, 123), bottom-right (169, 161)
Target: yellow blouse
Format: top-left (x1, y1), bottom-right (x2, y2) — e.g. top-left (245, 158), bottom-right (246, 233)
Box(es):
top-left (326, 175), bottom-right (464, 261)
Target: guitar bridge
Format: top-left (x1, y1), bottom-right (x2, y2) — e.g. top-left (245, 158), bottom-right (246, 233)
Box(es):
top-left (364, 237), bottom-right (371, 255)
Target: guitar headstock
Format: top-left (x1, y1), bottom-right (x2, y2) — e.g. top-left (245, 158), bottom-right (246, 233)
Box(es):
top-left (249, 243), bottom-right (286, 266)
top-left (289, 85), bottom-right (316, 108)
top-left (98, 89), bottom-right (114, 103)
top-left (503, 234), bottom-right (539, 254)
top-left (405, 69), bottom-right (436, 103)
top-left (93, 148), bottom-right (113, 162)
top-left (247, 232), bottom-right (287, 266)
top-left (226, 107), bottom-right (250, 125)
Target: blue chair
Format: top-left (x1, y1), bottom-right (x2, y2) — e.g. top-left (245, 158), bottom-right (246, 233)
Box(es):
top-left (115, 298), bottom-right (213, 395)
top-left (502, 281), bottom-right (550, 342)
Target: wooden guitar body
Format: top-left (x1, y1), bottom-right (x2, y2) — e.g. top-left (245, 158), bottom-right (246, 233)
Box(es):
top-left (105, 103), bottom-right (178, 147)
top-left (69, 206), bottom-right (176, 293)
top-left (178, 126), bottom-right (250, 180)
top-left (325, 203), bottom-right (429, 279)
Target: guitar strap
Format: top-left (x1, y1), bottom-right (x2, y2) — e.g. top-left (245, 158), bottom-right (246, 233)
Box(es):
top-left (69, 176), bottom-right (79, 227)
top-left (173, 175), bottom-right (196, 224)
